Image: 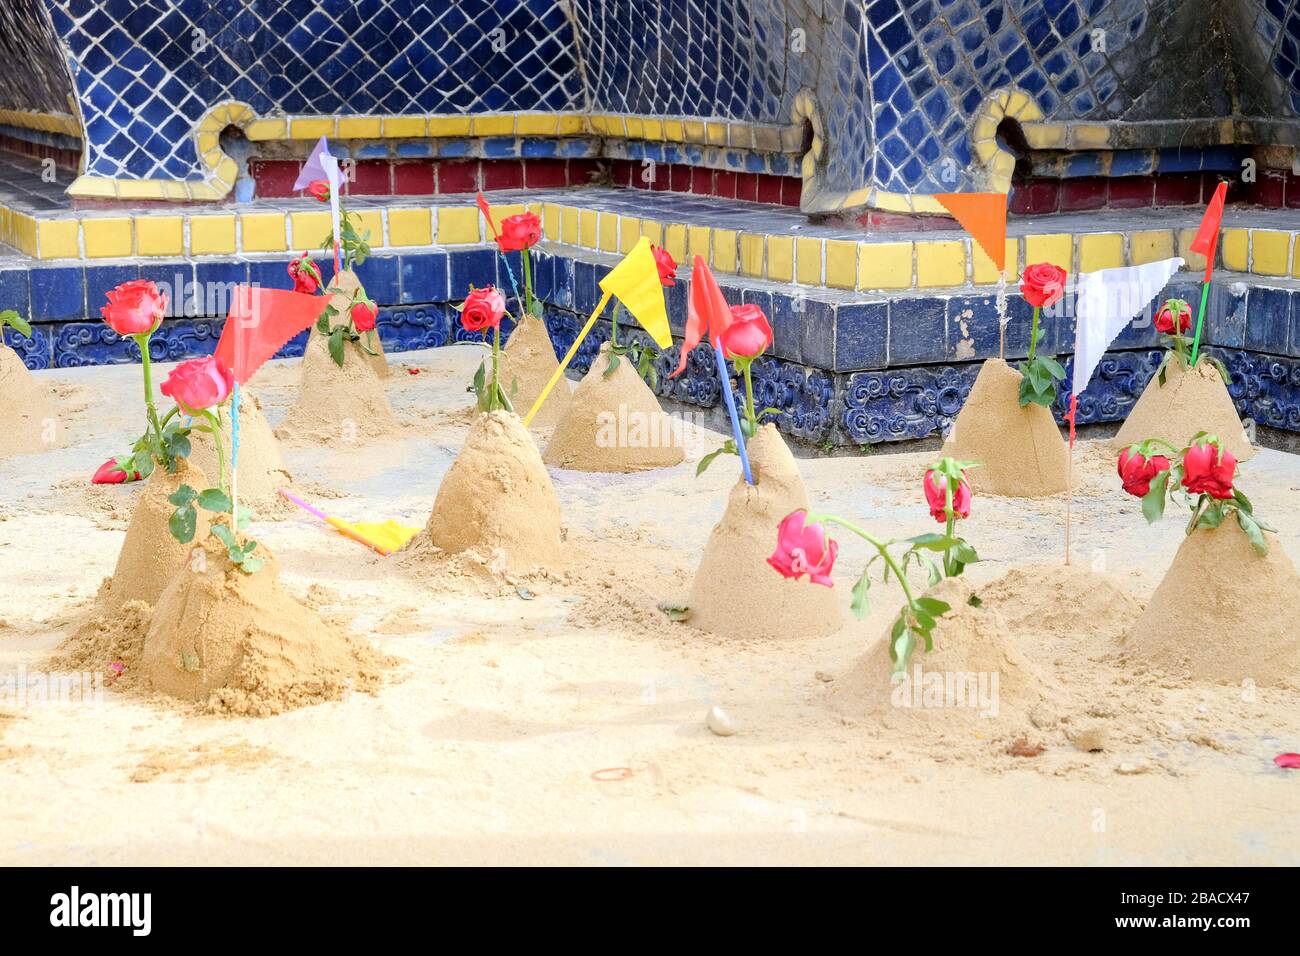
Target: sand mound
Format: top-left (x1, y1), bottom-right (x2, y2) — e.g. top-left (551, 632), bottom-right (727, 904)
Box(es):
top-left (499, 313), bottom-right (571, 428)
top-left (326, 269), bottom-right (388, 378)
top-left (0, 344), bottom-right (57, 459)
top-left (683, 424), bottom-right (842, 640)
top-left (187, 388), bottom-right (291, 505)
top-left (414, 410), bottom-right (563, 571)
top-left (1113, 358), bottom-right (1254, 461)
top-left (94, 459), bottom-right (210, 612)
top-left (141, 528), bottom-right (390, 716)
top-left (543, 342), bottom-right (683, 472)
top-left (834, 576), bottom-right (1040, 722)
top-left (1125, 521), bottom-right (1300, 685)
top-left (981, 564), bottom-right (1142, 640)
top-left (277, 324), bottom-right (398, 445)
top-left (52, 599), bottom-right (153, 691)
top-left (942, 359), bottom-right (1071, 497)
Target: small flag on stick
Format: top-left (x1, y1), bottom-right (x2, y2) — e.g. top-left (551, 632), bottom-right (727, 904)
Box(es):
top-left (1188, 181), bottom-right (1228, 365)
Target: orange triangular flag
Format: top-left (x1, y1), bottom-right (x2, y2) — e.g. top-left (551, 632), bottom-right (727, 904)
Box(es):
top-left (215, 286), bottom-right (325, 384)
top-left (935, 193), bottom-right (1007, 272)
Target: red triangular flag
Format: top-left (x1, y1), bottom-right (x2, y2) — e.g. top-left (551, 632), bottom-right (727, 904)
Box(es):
top-left (671, 256), bottom-right (734, 378)
top-left (215, 286), bottom-right (324, 384)
top-left (1191, 181), bottom-right (1228, 257)
top-left (935, 193), bottom-right (1007, 272)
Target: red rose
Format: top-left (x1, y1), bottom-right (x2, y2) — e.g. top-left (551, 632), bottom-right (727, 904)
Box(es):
top-left (1155, 299), bottom-right (1192, 335)
top-left (768, 510), bottom-right (837, 587)
top-left (460, 286), bottom-right (506, 333)
top-left (1019, 262), bottom-right (1068, 308)
top-left (1117, 447), bottom-right (1171, 498)
top-left (1181, 442), bottom-right (1236, 500)
top-left (651, 244), bottom-right (678, 287)
top-left (719, 303), bottom-right (773, 359)
top-left (307, 179), bottom-right (330, 203)
top-left (160, 355), bottom-right (234, 414)
top-left (351, 299), bottom-right (378, 333)
top-left (497, 212), bottom-right (542, 252)
top-left (100, 279), bottom-right (167, 337)
top-left (288, 253), bottom-right (321, 295)
top-left (924, 469), bottom-right (972, 522)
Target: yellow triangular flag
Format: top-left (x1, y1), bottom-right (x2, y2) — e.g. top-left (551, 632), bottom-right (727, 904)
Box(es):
top-left (599, 236), bottom-right (671, 348)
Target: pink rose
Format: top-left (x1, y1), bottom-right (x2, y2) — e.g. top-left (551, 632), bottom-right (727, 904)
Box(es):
top-left (768, 510), bottom-right (837, 587)
top-left (160, 355), bottom-right (234, 414)
top-left (100, 280), bottom-right (167, 337)
top-left (460, 286), bottom-right (506, 333)
top-left (719, 303), bottom-right (773, 359)
top-left (923, 469), bottom-right (972, 522)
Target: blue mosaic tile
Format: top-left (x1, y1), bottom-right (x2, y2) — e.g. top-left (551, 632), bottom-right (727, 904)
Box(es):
top-left (30, 266), bottom-right (86, 322)
top-left (887, 296), bottom-right (948, 364)
top-left (835, 301), bottom-right (889, 370)
top-left (0, 267), bottom-right (30, 318)
top-left (1244, 286), bottom-right (1293, 355)
top-left (399, 251), bottom-right (450, 304)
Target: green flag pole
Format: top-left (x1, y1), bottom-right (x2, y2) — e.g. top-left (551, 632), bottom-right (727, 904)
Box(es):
top-left (1189, 279), bottom-right (1211, 366)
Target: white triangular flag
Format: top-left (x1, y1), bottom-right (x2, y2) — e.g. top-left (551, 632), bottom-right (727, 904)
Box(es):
top-left (1073, 257), bottom-right (1183, 396)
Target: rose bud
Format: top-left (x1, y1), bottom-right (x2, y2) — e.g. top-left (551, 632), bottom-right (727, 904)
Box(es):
top-left (100, 279), bottom-right (167, 337)
top-left (720, 303), bottom-right (773, 359)
top-left (307, 179), bottom-right (331, 202)
top-left (1154, 299), bottom-right (1192, 335)
top-left (924, 469), bottom-right (972, 522)
top-left (651, 244), bottom-right (678, 286)
top-left (767, 510), bottom-right (838, 587)
top-left (1181, 441), bottom-right (1236, 500)
top-left (92, 457), bottom-right (141, 484)
top-left (351, 300), bottom-right (378, 333)
top-left (460, 286), bottom-right (506, 333)
top-left (160, 355), bottom-right (235, 414)
top-left (288, 253), bottom-right (321, 295)
top-left (1117, 447), bottom-right (1171, 497)
top-left (1019, 262), bottom-right (1068, 309)
top-left (496, 212), bottom-right (542, 252)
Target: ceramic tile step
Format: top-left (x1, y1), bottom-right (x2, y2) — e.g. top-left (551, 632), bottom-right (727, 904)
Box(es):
top-left (3, 180), bottom-right (1300, 290)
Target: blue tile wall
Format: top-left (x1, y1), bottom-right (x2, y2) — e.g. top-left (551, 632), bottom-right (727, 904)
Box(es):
top-left (21, 1), bottom-right (1299, 206)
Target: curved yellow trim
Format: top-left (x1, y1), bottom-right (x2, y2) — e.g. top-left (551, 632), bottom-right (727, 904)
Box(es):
top-left (0, 108), bottom-right (80, 137)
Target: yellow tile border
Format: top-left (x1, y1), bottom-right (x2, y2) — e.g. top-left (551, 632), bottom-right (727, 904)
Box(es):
top-left (0, 107), bottom-right (81, 137)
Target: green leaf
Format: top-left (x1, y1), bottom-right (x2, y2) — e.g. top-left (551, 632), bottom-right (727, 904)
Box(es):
top-left (0, 310), bottom-right (32, 339)
top-left (914, 596), bottom-right (951, 617)
top-left (918, 553), bottom-right (941, 586)
top-left (210, 523), bottom-right (237, 550)
top-left (197, 488), bottom-right (232, 513)
top-left (695, 445), bottom-right (735, 477)
top-left (328, 327), bottom-right (345, 367)
top-left (954, 542), bottom-right (979, 565)
top-left (968, 594), bottom-right (983, 608)
top-left (904, 533), bottom-right (958, 552)
top-left (1197, 503), bottom-right (1225, 529)
top-left (235, 504), bottom-right (254, 530)
top-left (168, 504), bottom-right (197, 544)
top-left (237, 554), bottom-right (264, 574)
top-left (1236, 511), bottom-right (1269, 557)
top-left (1141, 472), bottom-right (1170, 524)
top-left (168, 484), bottom-right (198, 507)
top-left (850, 572), bottom-right (872, 620)
top-left (603, 351), bottom-right (620, 378)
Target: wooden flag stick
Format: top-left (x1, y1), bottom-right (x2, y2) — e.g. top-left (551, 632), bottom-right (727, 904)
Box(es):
top-left (523, 290), bottom-right (611, 426)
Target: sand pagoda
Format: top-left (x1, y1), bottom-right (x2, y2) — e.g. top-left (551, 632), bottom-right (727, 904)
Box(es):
top-left (1114, 358), bottom-right (1254, 461)
top-left (498, 312), bottom-right (572, 429)
top-left (188, 387), bottom-right (292, 505)
top-left (683, 424), bottom-right (841, 640)
top-left (942, 359), bottom-right (1071, 497)
top-left (543, 342), bottom-right (683, 472)
top-left (0, 341), bottom-right (57, 460)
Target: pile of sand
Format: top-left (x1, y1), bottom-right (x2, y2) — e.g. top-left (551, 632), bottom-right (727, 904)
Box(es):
top-left (413, 410), bottom-right (563, 572)
top-left (93, 459), bottom-right (210, 612)
top-left (543, 342), bottom-right (683, 472)
top-left (141, 526), bottom-right (391, 716)
top-left (831, 574), bottom-right (1042, 728)
top-left (1125, 521), bottom-right (1300, 684)
top-left (682, 424), bottom-right (842, 640)
top-left (187, 388), bottom-right (292, 505)
top-left (499, 313), bottom-right (572, 429)
top-left (942, 359), bottom-right (1071, 497)
top-left (277, 325), bottom-right (398, 445)
top-left (1113, 358), bottom-right (1254, 461)
top-left (327, 269), bottom-right (388, 378)
top-left (0, 344), bottom-right (57, 459)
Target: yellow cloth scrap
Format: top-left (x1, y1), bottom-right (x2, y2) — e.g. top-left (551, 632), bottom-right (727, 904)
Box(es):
top-left (325, 517), bottom-right (421, 556)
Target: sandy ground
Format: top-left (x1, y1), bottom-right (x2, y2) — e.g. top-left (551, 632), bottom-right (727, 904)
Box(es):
top-left (2, 344), bottom-right (1299, 866)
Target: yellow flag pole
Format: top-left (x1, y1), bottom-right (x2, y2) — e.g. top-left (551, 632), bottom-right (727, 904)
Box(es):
top-left (523, 289), bottom-right (611, 427)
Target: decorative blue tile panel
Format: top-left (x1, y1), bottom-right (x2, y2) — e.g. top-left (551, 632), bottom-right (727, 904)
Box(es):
top-left (3, 322), bottom-right (53, 370)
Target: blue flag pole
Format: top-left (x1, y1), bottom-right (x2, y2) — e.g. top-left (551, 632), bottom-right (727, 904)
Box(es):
top-left (712, 339), bottom-right (753, 484)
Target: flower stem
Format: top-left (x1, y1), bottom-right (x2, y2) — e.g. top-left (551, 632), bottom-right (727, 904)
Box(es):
top-left (134, 333), bottom-right (164, 458)
top-left (809, 513), bottom-right (917, 608)
top-left (1026, 306), bottom-right (1041, 363)
top-left (944, 513), bottom-right (956, 577)
top-left (200, 408), bottom-right (226, 493)
top-left (491, 322), bottom-right (502, 413)
top-left (743, 361), bottom-right (757, 431)
top-left (610, 302), bottom-right (621, 349)
top-left (522, 246), bottom-right (534, 318)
